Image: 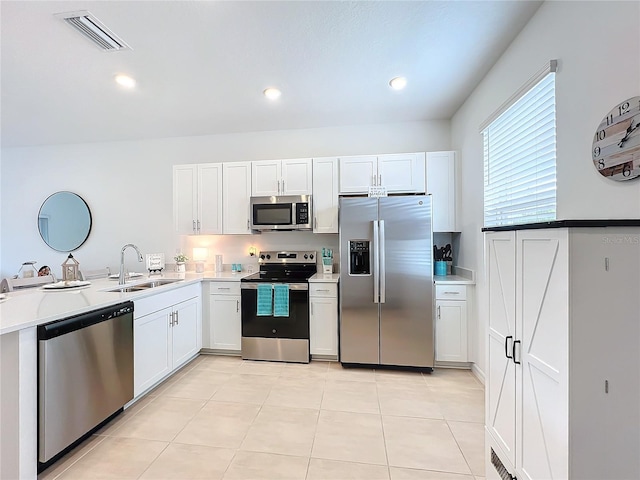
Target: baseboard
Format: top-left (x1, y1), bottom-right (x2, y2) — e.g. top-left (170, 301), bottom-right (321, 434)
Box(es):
top-left (471, 363), bottom-right (485, 385)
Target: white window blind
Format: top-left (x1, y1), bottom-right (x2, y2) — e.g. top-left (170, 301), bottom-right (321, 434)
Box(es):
top-left (483, 68), bottom-right (556, 228)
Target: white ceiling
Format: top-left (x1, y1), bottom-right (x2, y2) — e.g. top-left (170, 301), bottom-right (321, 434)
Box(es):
top-left (1, 1), bottom-right (542, 148)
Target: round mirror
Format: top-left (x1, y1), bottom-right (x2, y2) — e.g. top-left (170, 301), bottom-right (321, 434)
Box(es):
top-left (38, 192), bottom-right (92, 252)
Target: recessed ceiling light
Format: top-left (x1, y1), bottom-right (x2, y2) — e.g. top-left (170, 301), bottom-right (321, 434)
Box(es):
top-left (263, 87), bottom-right (282, 100)
top-left (115, 74), bottom-right (136, 89)
top-left (389, 76), bottom-right (407, 90)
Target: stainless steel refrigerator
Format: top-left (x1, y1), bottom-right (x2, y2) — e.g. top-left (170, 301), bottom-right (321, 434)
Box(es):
top-left (339, 195), bottom-right (434, 368)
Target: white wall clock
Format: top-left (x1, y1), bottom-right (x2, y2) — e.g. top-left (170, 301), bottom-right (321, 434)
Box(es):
top-left (592, 96), bottom-right (640, 180)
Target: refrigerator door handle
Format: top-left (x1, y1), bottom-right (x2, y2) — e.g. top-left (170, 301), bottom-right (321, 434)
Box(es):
top-left (379, 219), bottom-right (386, 303)
top-left (373, 220), bottom-right (379, 303)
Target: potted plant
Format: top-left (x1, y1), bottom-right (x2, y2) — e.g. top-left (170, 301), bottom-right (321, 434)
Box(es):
top-left (174, 253), bottom-right (188, 273)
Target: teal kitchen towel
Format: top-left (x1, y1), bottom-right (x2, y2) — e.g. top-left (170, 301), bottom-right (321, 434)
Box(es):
top-left (257, 284), bottom-right (273, 316)
top-left (273, 284), bottom-right (290, 317)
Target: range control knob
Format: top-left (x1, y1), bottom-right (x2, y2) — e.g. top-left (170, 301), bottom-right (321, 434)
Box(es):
top-left (260, 254), bottom-right (265, 260)
top-left (272, 329), bottom-right (277, 334)
top-left (304, 254), bottom-right (308, 259)
top-left (266, 254), bottom-right (271, 260)
top-left (309, 254), bottom-right (314, 260)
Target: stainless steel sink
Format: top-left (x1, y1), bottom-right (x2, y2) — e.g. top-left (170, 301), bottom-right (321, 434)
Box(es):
top-left (106, 279), bottom-right (181, 293)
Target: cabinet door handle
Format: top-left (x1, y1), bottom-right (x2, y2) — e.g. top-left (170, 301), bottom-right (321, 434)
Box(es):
top-left (317, 289), bottom-right (330, 292)
top-left (247, 219), bottom-right (250, 230)
top-left (437, 305), bottom-right (441, 319)
top-left (512, 340), bottom-right (521, 364)
top-left (236, 300), bottom-right (239, 313)
top-left (372, 175), bottom-right (377, 186)
top-left (217, 287), bottom-right (230, 290)
top-left (311, 302), bottom-right (314, 315)
top-left (169, 311), bottom-right (174, 327)
top-left (379, 174), bottom-right (382, 185)
top-left (282, 180), bottom-right (285, 193)
top-left (277, 180), bottom-right (281, 194)
top-left (175, 310), bottom-right (179, 325)
top-left (314, 216), bottom-right (317, 230)
top-left (505, 335), bottom-right (513, 359)
top-left (192, 220), bottom-right (196, 233)
top-left (444, 291), bottom-right (460, 295)
top-left (197, 220), bottom-right (201, 233)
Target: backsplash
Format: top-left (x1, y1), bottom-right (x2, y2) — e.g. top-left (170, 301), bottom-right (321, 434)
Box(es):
top-left (181, 231), bottom-right (340, 273)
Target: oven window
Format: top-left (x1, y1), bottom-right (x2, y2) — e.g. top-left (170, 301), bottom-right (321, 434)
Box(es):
top-left (253, 204), bottom-right (292, 225)
top-left (241, 288), bottom-right (309, 339)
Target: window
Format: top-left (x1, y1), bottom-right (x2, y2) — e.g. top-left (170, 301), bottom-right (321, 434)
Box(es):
top-left (482, 62), bottom-right (557, 228)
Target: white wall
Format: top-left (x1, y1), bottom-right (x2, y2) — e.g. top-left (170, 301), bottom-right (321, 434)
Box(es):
top-left (0, 120), bottom-right (450, 279)
top-left (451, 0), bottom-right (640, 376)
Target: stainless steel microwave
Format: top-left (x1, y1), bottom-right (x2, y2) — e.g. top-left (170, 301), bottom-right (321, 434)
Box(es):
top-left (250, 195), bottom-right (312, 231)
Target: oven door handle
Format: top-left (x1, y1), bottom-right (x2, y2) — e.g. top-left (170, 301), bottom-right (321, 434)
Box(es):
top-left (241, 282), bottom-right (309, 291)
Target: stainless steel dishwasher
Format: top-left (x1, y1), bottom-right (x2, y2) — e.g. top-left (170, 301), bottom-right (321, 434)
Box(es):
top-left (38, 301), bottom-right (134, 466)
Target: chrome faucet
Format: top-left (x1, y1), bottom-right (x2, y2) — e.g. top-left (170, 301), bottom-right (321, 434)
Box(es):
top-left (119, 244), bottom-right (144, 284)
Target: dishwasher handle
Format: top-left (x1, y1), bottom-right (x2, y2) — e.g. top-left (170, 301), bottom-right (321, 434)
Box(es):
top-left (38, 301), bottom-right (134, 340)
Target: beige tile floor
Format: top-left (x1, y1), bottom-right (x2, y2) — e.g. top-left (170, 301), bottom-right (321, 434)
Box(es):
top-left (39, 355), bottom-right (486, 480)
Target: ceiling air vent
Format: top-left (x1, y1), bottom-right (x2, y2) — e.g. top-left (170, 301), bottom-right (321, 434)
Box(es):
top-left (54, 10), bottom-right (131, 52)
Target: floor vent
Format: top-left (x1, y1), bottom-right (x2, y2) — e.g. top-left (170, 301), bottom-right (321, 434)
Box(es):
top-left (491, 448), bottom-right (516, 480)
top-left (54, 10), bottom-right (131, 51)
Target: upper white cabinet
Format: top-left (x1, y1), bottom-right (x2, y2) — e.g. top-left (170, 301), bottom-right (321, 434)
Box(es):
top-left (173, 163), bottom-right (223, 234)
top-left (339, 153), bottom-right (425, 194)
top-left (426, 151), bottom-right (457, 232)
top-left (312, 157), bottom-right (339, 233)
top-left (223, 162), bottom-right (252, 234)
top-left (251, 158), bottom-right (312, 196)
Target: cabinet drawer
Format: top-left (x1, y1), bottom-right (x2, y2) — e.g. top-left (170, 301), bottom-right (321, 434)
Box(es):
top-left (309, 283), bottom-right (338, 298)
top-left (209, 282), bottom-right (241, 296)
top-left (435, 284), bottom-right (466, 300)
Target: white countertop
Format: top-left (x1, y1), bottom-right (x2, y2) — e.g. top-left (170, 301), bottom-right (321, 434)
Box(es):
top-left (434, 274), bottom-right (475, 285)
top-left (201, 270), bottom-right (255, 281)
top-left (0, 272), bottom-right (215, 336)
top-left (309, 273), bottom-right (340, 283)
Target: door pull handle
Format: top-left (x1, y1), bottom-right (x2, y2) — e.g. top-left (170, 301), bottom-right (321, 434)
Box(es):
top-left (192, 220), bottom-right (196, 233)
top-left (236, 300), bottom-right (239, 313)
top-left (437, 305), bottom-right (441, 319)
top-left (175, 311), bottom-right (179, 325)
top-left (505, 335), bottom-right (513, 359)
top-left (512, 340), bottom-right (521, 364)
top-left (282, 180), bottom-right (285, 193)
top-left (169, 311), bottom-right (174, 327)
top-left (197, 220), bottom-right (201, 233)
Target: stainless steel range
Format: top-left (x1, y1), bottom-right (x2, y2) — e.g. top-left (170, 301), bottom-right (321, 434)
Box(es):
top-left (240, 251), bottom-right (316, 363)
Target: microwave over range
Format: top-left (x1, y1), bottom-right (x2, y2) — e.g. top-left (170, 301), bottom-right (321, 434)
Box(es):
top-left (250, 195), bottom-right (312, 231)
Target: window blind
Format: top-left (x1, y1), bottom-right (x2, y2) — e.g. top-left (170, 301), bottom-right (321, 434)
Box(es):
top-left (483, 70), bottom-right (556, 228)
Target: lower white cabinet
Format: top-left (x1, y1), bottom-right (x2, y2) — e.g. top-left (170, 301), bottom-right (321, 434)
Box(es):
top-left (309, 282), bottom-right (338, 359)
top-left (486, 226), bottom-right (640, 480)
top-left (206, 281), bottom-right (241, 352)
top-left (435, 284), bottom-right (469, 363)
top-left (134, 284), bottom-right (201, 397)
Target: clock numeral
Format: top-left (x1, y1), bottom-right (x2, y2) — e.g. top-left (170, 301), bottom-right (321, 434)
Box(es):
top-left (618, 102), bottom-right (630, 116)
top-left (606, 114), bottom-right (614, 126)
top-left (598, 159), bottom-right (605, 170)
top-left (595, 130), bottom-right (606, 141)
top-left (593, 146), bottom-right (601, 158)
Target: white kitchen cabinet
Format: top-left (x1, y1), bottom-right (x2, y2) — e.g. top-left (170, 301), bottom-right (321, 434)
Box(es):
top-left (206, 281), bottom-right (241, 352)
top-left (309, 282), bottom-right (338, 359)
top-left (435, 284), bottom-right (468, 363)
top-left (339, 153), bottom-right (425, 194)
top-left (173, 163), bottom-right (223, 234)
top-left (485, 226), bottom-right (640, 480)
top-left (223, 161), bottom-right (252, 234)
top-left (133, 284), bottom-right (201, 397)
top-left (251, 158), bottom-right (312, 196)
top-left (426, 151), bottom-right (457, 232)
top-left (312, 157), bottom-right (339, 233)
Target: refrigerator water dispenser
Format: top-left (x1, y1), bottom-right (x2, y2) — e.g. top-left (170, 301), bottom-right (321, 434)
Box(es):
top-left (349, 240), bottom-right (370, 275)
